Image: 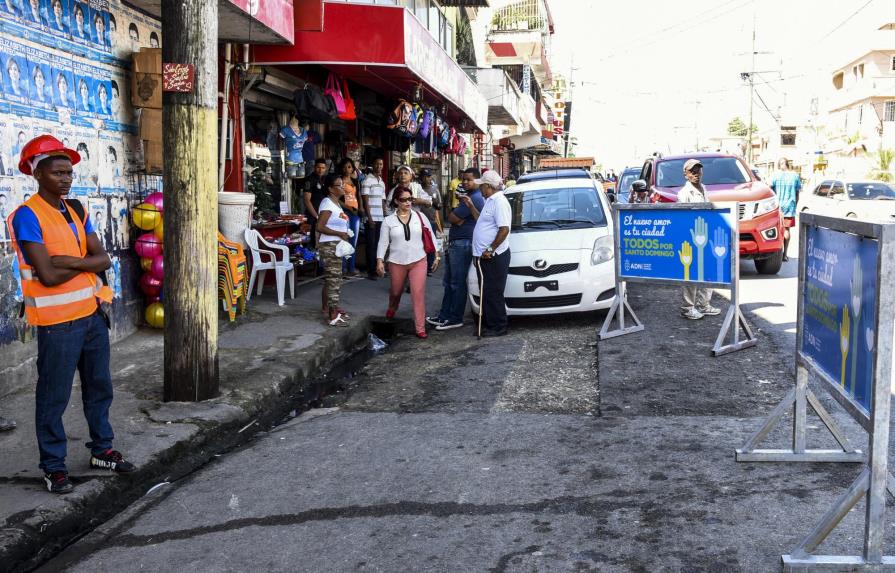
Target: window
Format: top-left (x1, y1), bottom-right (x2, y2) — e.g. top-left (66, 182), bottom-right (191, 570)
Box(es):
top-left (847, 182), bottom-right (895, 200)
top-left (885, 100), bottom-right (895, 122)
top-left (830, 182), bottom-right (845, 196)
top-left (891, 55), bottom-right (895, 71)
top-left (656, 157), bottom-right (750, 188)
top-left (780, 133), bottom-right (796, 146)
top-left (414, 0), bottom-right (428, 27)
top-left (508, 187), bottom-right (607, 230)
top-left (814, 182), bottom-right (831, 197)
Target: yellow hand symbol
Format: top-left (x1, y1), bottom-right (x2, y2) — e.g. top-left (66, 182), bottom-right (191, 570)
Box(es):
top-left (839, 304), bottom-right (850, 388)
top-left (678, 241), bottom-right (693, 281)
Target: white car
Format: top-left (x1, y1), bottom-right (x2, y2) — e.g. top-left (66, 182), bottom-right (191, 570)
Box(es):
top-left (466, 176), bottom-right (616, 316)
top-left (797, 179), bottom-right (895, 222)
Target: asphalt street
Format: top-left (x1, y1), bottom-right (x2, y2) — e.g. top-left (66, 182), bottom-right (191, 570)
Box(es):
top-left (37, 247), bottom-right (882, 572)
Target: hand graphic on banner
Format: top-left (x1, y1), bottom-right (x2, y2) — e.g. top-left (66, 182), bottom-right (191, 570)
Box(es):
top-left (710, 226), bottom-right (728, 283)
top-left (849, 257), bottom-right (862, 393)
top-left (678, 241), bottom-right (693, 281)
top-left (690, 217), bottom-right (708, 282)
top-left (839, 304), bottom-right (850, 388)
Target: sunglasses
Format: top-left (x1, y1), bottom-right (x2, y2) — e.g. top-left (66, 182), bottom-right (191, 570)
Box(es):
top-left (396, 197), bottom-right (413, 203)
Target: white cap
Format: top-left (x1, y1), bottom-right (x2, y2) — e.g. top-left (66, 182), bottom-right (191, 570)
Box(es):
top-left (474, 170), bottom-right (503, 189)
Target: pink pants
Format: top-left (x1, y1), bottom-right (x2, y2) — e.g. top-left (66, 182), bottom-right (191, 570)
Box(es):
top-left (388, 257), bottom-right (428, 333)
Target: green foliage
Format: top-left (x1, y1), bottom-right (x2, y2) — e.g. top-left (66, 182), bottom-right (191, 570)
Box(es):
top-left (246, 159), bottom-right (275, 215)
top-left (727, 117), bottom-right (757, 137)
top-left (868, 148), bottom-right (894, 182)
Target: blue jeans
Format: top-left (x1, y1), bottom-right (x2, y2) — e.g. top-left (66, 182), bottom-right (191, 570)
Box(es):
top-left (343, 213), bottom-right (361, 273)
top-left (438, 239), bottom-right (473, 324)
top-left (36, 311), bottom-right (115, 472)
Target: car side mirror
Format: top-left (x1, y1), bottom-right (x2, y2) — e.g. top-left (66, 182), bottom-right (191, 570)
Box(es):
top-left (631, 179), bottom-right (648, 193)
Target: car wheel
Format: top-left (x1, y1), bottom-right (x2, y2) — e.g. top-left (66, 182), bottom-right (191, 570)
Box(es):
top-left (755, 249), bottom-right (784, 275)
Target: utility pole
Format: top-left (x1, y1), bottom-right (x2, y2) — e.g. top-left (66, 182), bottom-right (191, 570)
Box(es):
top-left (564, 58), bottom-right (575, 158)
top-left (739, 11), bottom-right (774, 165)
top-left (162, 0), bottom-right (220, 401)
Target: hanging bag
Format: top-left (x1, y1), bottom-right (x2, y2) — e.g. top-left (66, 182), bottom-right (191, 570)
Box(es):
top-left (338, 78), bottom-right (357, 121)
top-left (416, 212), bottom-right (436, 255)
top-left (418, 107), bottom-right (434, 138)
top-left (293, 85), bottom-right (335, 122)
top-left (325, 73), bottom-right (347, 115)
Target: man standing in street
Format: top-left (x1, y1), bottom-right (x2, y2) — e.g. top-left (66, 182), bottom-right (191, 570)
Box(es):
top-left (427, 168), bottom-right (485, 331)
top-left (678, 158), bottom-right (721, 321)
top-left (302, 158), bottom-right (329, 247)
top-left (7, 135), bottom-right (135, 494)
top-left (770, 157), bottom-right (800, 261)
top-left (361, 157), bottom-right (386, 280)
top-left (466, 171), bottom-right (511, 337)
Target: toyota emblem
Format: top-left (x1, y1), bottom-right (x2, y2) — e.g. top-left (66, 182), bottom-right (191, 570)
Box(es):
top-left (533, 259), bottom-right (548, 270)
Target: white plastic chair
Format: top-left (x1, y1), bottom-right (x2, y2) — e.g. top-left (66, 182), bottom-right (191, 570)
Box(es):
top-left (244, 229), bottom-right (295, 306)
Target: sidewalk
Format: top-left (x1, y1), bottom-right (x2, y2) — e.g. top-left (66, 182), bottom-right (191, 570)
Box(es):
top-left (0, 272), bottom-right (443, 572)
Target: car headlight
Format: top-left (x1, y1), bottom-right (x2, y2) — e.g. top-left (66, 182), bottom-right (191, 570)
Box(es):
top-left (591, 235), bottom-right (613, 265)
top-left (755, 195), bottom-right (779, 216)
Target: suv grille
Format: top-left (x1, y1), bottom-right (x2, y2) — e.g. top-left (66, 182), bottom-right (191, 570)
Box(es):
top-left (508, 263), bottom-right (579, 278)
top-left (505, 294), bottom-right (583, 309)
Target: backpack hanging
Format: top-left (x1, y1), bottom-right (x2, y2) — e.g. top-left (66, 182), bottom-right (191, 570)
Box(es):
top-left (387, 99), bottom-right (417, 138)
top-left (418, 107), bottom-right (434, 138)
top-left (325, 73), bottom-right (347, 115)
top-left (293, 85), bottom-right (336, 122)
top-left (438, 120), bottom-right (451, 148)
top-left (338, 78), bottom-right (357, 121)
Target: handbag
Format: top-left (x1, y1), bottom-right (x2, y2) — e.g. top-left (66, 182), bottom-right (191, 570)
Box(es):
top-left (338, 78), bottom-right (357, 121)
top-left (293, 85), bottom-right (336, 122)
top-left (325, 73), bottom-right (347, 115)
top-left (416, 212), bottom-right (436, 255)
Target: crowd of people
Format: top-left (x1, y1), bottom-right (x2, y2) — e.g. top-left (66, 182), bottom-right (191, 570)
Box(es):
top-left (302, 160), bottom-right (512, 338)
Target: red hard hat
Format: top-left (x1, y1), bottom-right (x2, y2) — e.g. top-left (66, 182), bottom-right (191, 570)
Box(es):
top-left (18, 135), bottom-right (81, 176)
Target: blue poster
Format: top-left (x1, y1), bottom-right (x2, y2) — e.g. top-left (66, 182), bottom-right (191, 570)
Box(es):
top-left (1, 52), bottom-right (30, 104)
top-left (617, 207), bottom-right (735, 284)
top-left (44, 0), bottom-right (70, 36)
top-left (801, 226), bottom-right (879, 413)
top-left (51, 66), bottom-right (75, 108)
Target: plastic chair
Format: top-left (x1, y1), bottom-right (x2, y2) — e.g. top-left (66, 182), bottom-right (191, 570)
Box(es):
top-left (244, 229), bottom-right (295, 306)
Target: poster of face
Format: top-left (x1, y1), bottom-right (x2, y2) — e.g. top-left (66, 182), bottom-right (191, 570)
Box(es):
top-left (0, 0), bottom-right (24, 18)
top-left (44, 0), bottom-right (69, 35)
top-left (91, 8), bottom-right (109, 49)
top-left (69, 0), bottom-right (90, 42)
top-left (28, 61), bottom-right (53, 108)
top-left (72, 138), bottom-right (97, 191)
top-left (6, 123), bottom-right (30, 175)
top-left (93, 77), bottom-right (111, 115)
top-left (52, 67), bottom-right (75, 109)
top-left (21, 0), bottom-right (45, 26)
top-left (74, 74), bottom-right (92, 113)
top-left (87, 195), bottom-right (107, 241)
top-left (1, 52), bottom-right (29, 103)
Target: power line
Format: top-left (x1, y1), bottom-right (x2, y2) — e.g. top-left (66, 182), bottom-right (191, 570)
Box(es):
top-left (817, 0), bottom-right (876, 42)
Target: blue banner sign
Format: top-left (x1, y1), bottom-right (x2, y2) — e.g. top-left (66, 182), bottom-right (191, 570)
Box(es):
top-left (617, 206), bottom-right (735, 285)
top-left (801, 226), bottom-right (879, 414)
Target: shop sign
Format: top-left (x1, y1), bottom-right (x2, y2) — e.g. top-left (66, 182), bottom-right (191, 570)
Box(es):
top-left (163, 63), bottom-right (194, 92)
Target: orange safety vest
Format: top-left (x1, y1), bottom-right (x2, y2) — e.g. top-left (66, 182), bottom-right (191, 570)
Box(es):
top-left (7, 195), bottom-right (113, 326)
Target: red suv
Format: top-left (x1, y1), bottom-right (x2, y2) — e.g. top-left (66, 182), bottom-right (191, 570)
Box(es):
top-left (634, 153), bottom-right (784, 274)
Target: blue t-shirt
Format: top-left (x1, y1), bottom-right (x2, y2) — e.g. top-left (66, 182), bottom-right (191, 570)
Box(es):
top-left (448, 189), bottom-right (485, 241)
top-left (11, 202), bottom-right (95, 265)
top-left (770, 171), bottom-right (801, 217)
top-left (279, 125), bottom-right (307, 164)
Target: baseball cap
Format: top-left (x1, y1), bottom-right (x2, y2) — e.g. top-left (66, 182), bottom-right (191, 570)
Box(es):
top-left (396, 164), bottom-right (414, 176)
top-left (474, 170), bottom-right (504, 188)
top-left (418, 168), bottom-right (432, 177)
top-left (683, 158), bottom-right (703, 172)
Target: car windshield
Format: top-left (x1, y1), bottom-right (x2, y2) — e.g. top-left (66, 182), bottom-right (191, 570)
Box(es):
top-left (509, 186), bottom-right (607, 231)
top-left (617, 171), bottom-right (638, 195)
top-left (656, 157), bottom-right (751, 187)
top-left (846, 182), bottom-right (895, 200)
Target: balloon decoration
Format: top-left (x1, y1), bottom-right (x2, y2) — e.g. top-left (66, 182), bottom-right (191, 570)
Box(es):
top-left (145, 302), bottom-right (165, 329)
top-left (133, 193), bottom-right (166, 329)
top-left (132, 203), bottom-right (161, 231)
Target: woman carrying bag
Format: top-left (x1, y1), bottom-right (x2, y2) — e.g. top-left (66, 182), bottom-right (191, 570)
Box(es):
top-left (376, 186), bottom-right (440, 339)
top-left (337, 157), bottom-right (363, 276)
top-left (317, 174), bottom-right (352, 327)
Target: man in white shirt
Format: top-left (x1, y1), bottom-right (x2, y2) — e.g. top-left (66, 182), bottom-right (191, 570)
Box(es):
top-left (677, 158), bottom-right (721, 320)
top-left (462, 170), bottom-right (511, 337)
top-left (361, 157), bottom-right (387, 280)
top-left (386, 165), bottom-right (431, 215)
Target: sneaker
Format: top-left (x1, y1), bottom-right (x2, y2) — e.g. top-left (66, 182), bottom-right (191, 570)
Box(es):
top-left (435, 321), bottom-right (464, 331)
top-left (426, 316), bottom-right (446, 327)
top-left (44, 471), bottom-right (74, 494)
top-left (697, 305), bottom-right (722, 316)
top-left (681, 308), bottom-right (704, 320)
top-left (90, 449), bottom-right (136, 473)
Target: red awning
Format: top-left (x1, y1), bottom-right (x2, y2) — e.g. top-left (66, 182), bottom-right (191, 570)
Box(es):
top-left (252, 3), bottom-right (488, 133)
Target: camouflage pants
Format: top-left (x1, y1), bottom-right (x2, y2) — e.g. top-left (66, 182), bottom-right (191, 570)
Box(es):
top-left (318, 241), bottom-right (342, 311)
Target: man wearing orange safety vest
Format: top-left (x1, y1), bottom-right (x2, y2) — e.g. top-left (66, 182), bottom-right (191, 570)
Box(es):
top-left (7, 135), bottom-right (135, 494)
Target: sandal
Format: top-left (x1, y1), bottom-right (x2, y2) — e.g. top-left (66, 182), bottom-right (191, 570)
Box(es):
top-left (328, 312), bottom-right (349, 327)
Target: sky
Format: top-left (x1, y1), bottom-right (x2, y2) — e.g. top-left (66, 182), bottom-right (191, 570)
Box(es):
top-left (548, 0), bottom-right (895, 170)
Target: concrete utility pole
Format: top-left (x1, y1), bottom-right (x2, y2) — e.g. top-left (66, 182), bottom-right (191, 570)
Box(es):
top-left (162, 0), bottom-right (220, 401)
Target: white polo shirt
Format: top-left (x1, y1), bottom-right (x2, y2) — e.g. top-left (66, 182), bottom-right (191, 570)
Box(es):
top-left (472, 191), bottom-right (512, 257)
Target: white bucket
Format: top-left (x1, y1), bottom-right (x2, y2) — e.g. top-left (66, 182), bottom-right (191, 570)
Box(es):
top-left (218, 191), bottom-right (255, 246)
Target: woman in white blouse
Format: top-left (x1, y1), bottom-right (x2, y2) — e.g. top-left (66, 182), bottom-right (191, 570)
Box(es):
top-left (376, 186), bottom-right (440, 338)
top-left (317, 173), bottom-right (352, 327)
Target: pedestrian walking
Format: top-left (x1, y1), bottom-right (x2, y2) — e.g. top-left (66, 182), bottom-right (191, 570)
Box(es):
top-left (770, 157), bottom-right (800, 261)
top-left (302, 158), bottom-right (328, 248)
top-left (417, 168), bottom-right (443, 273)
top-left (677, 158), bottom-right (721, 320)
top-left (7, 134), bottom-right (135, 494)
top-left (427, 167), bottom-right (485, 331)
top-left (317, 173), bottom-right (352, 327)
top-left (376, 186), bottom-right (440, 339)
top-left (337, 157), bottom-right (364, 276)
top-left (361, 157), bottom-right (387, 280)
top-left (465, 171), bottom-right (511, 337)
top-left (386, 165), bottom-right (430, 215)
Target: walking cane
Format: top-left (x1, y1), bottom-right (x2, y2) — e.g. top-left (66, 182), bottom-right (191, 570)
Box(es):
top-left (475, 256), bottom-right (484, 338)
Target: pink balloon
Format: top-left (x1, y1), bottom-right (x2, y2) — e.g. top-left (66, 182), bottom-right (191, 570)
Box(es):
top-left (145, 191), bottom-right (164, 213)
top-left (135, 232), bottom-right (162, 258)
top-left (150, 254), bottom-right (164, 281)
top-left (139, 273), bottom-right (162, 297)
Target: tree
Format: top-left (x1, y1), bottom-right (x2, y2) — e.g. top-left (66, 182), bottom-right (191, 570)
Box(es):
top-left (727, 117), bottom-right (757, 137)
top-left (868, 148), bottom-right (894, 183)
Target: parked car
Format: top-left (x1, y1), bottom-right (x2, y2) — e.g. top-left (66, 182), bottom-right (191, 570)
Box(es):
top-left (516, 168), bottom-right (592, 184)
top-left (797, 179), bottom-right (895, 222)
top-left (636, 153), bottom-right (785, 274)
top-left (466, 174), bottom-right (616, 316)
top-left (615, 166), bottom-right (641, 203)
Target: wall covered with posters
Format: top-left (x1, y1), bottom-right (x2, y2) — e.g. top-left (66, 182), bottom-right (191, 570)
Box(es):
top-left (0, 0), bottom-right (161, 374)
